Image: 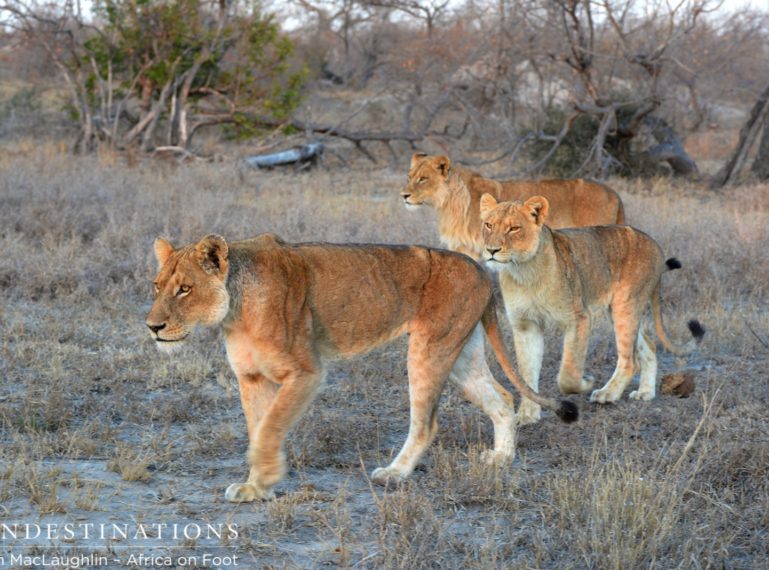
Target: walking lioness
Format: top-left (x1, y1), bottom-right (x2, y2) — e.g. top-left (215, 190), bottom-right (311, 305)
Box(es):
top-left (146, 234), bottom-right (577, 501)
top-left (479, 195), bottom-right (704, 424)
top-left (401, 153), bottom-right (625, 259)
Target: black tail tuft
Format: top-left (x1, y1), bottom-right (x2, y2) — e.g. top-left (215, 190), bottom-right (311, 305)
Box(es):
top-left (688, 319), bottom-right (705, 341)
top-left (556, 400), bottom-right (579, 423)
top-left (666, 258), bottom-right (682, 270)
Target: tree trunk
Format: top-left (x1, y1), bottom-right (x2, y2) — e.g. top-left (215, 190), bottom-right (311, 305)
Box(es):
top-left (713, 82), bottom-right (769, 188)
top-left (750, 116), bottom-right (769, 181)
top-left (644, 116), bottom-right (698, 177)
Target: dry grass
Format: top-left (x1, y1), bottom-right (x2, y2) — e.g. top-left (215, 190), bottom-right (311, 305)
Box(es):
top-left (1, 146), bottom-right (768, 567)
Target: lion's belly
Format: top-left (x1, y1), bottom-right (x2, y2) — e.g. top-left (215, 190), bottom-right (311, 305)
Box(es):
top-left (319, 322), bottom-right (411, 361)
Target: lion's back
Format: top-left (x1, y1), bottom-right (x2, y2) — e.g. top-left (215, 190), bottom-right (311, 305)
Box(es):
top-left (498, 178), bottom-right (624, 228)
top-left (555, 225), bottom-right (665, 295)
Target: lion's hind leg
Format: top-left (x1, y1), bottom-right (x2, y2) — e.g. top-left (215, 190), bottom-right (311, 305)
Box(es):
top-left (590, 300), bottom-right (642, 404)
top-left (629, 329), bottom-right (657, 401)
top-left (371, 332), bottom-right (461, 485)
top-left (447, 325), bottom-right (516, 465)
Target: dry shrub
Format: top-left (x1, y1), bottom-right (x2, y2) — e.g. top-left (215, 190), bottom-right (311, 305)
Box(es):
top-left (372, 485), bottom-right (449, 569)
top-left (542, 395), bottom-right (731, 568)
top-left (427, 443), bottom-right (517, 508)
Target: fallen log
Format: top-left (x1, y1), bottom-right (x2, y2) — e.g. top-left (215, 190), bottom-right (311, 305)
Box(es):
top-left (244, 143), bottom-right (324, 168)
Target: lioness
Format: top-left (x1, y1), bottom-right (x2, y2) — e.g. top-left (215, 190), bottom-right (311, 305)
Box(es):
top-left (402, 153), bottom-right (625, 259)
top-left (479, 194), bottom-right (704, 424)
top-left (146, 234), bottom-right (577, 502)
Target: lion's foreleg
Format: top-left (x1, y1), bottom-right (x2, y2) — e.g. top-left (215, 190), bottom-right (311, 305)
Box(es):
top-left (237, 372), bottom-right (280, 443)
top-left (226, 367), bottom-right (323, 502)
top-left (557, 315), bottom-right (595, 395)
top-left (512, 320), bottom-right (544, 425)
top-left (448, 326), bottom-right (516, 464)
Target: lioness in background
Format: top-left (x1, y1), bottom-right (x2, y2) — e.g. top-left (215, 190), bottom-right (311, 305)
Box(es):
top-left (402, 153), bottom-right (625, 259)
top-left (480, 194), bottom-right (704, 424)
top-left (146, 234), bottom-right (577, 502)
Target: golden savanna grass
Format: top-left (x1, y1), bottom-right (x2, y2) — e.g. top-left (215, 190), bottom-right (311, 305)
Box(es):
top-left (1, 145), bottom-right (768, 567)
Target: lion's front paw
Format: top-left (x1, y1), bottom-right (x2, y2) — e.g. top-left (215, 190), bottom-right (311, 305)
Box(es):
top-left (371, 467), bottom-right (408, 486)
top-left (480, 449), bottom-right (513, 466)
top-left (224, 482), bottom-right (275, 503)
top-left (589, 388), bottom-right (620, 404)
top-left (628, 389), bottom-right (654, 401)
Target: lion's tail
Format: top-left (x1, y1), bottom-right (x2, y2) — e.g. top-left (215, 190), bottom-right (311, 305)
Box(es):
top-left (481, 303), bottom-right (578, 423)
top-left (651, 259), bottom-right (706, 356)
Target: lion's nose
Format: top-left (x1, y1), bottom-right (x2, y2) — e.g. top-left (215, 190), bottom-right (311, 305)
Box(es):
top-left (401, 193), bottom-right (411, 201)
top-left (147, 322), bottom-right (166, 334)
top-left (487, 247), bottom-right (501, 257)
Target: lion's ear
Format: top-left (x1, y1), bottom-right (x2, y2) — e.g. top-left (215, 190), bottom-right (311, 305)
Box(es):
top-left (195, 234), bottom-right (229, 276)
top-left (434, 155), bottom-right (451, 178)
top-left (524, 196), bottom-right (549, 226)
top-left (410, 152), bottom-right (428, 169)
top-left (479, 193), bottom-right (499, 218)
top-left (154, 237), bottom-right (175, 268)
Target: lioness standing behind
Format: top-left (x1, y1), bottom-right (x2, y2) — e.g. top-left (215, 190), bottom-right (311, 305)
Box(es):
top-left (146, 234), bottom-right (577, 502)
top-left (401, 153), bottom-right (625, 259)
top-left (479, 194), bottom-right (704, 424)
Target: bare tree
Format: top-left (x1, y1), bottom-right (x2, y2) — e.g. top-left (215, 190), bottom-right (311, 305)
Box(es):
top-left (366, 0), bottom-right (450, 38)
top-left (525, 0), bottom-right (719, 176)
top-left (713, 82), bottom-right (769, 186)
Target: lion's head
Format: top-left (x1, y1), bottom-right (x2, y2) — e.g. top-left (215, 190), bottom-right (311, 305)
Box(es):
top-left (479, 194), bottom-right (549, 269)
top-left (146, 234), bottom-right (231, 352)
top-left (401, 153), bottom-right (453, 209)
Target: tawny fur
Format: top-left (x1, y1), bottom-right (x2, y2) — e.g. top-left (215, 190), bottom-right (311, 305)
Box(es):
top-left (146, 234), bottom-right (577, 502)
top-left (401, 153), bottom-right (625, 259)
top-left (479, 194), bottom-right (703, 423)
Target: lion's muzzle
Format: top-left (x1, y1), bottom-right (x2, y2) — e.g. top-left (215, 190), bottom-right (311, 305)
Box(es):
top-left (146, 320), bottom-right (188, 348)
top-left (401, 193), bottom-right (422, 208)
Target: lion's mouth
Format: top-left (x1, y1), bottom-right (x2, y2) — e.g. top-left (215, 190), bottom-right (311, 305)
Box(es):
top-left (484, 257), bottom-right (510, 270)
top-left (154, 334), bottom-right (188, 344)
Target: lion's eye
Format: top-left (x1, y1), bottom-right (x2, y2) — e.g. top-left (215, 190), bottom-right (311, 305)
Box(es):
top-left (177, 285), bottom-right (191, 297)
top-left (507, 226), bottom-right (521, 234)
top-left (417, 177), bottom-right (426, 184)
top-left (484, 222), bottom-right (493, 230)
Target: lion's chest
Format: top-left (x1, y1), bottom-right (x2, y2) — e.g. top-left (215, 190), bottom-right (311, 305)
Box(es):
top-left (499, 269), bottom-right (572, 327)
top-left (223, 327), bottom-right (271, 379)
